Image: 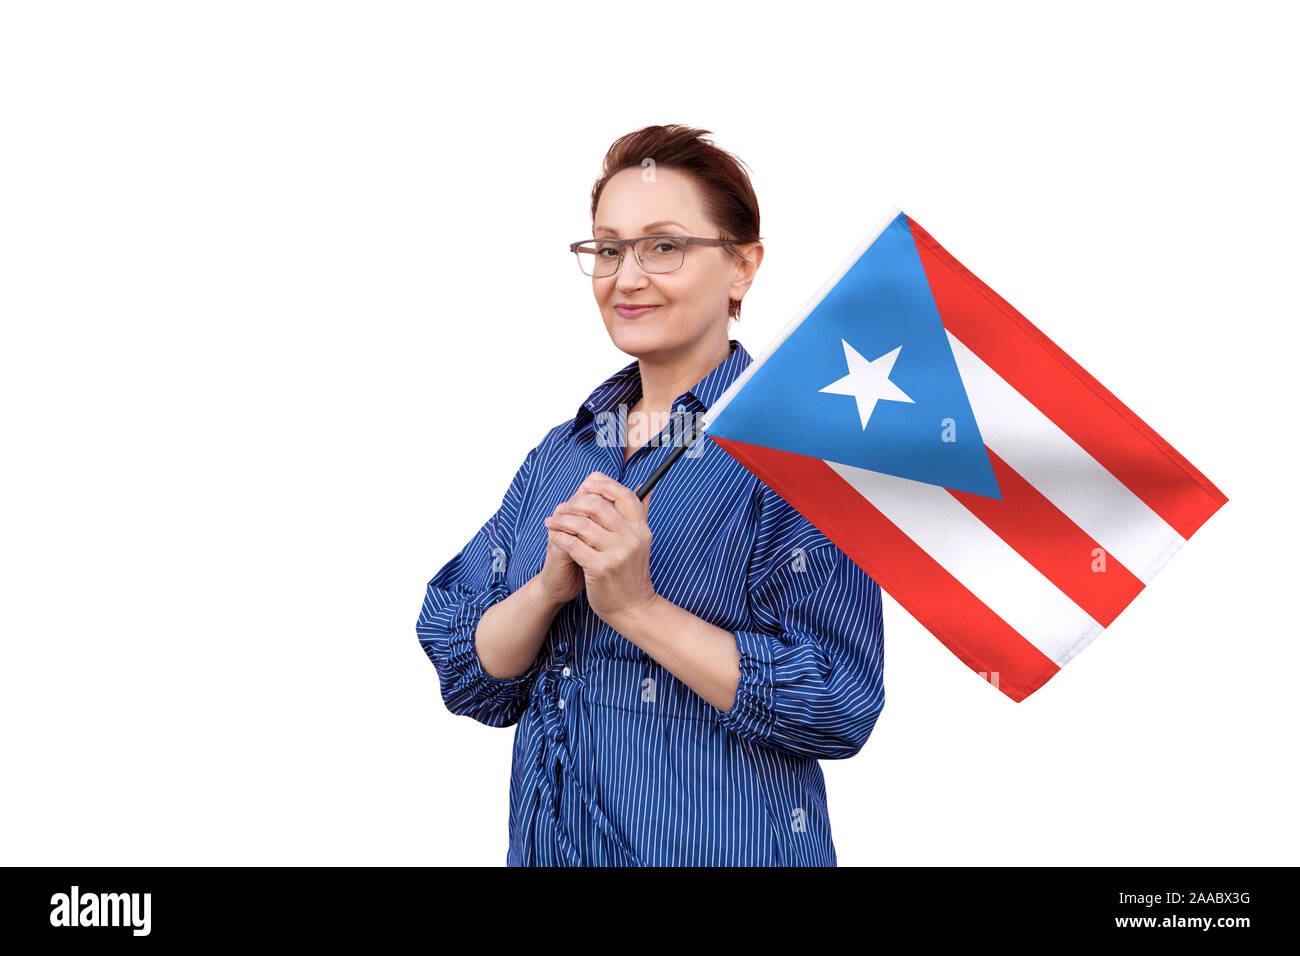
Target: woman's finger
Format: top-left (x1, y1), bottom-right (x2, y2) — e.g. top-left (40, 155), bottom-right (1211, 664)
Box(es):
top-left (544, 510), bottom-right (615, 551)
top-left (556, 492), bottom-right (625, 534)
top-left (547, 528), bottom-right (598, 568)
top-left (579, 474), bottom-right (646, 524)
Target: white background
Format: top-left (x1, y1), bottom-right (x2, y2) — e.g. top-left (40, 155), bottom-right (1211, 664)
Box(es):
top-left (2, 1), bottom-right (1295, 866)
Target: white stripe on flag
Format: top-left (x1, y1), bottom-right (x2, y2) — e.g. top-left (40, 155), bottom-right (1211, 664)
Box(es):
top-left (945, 329), bottom-right (1186, 582)
top-left (825, 458), bottom-right (1104, 666)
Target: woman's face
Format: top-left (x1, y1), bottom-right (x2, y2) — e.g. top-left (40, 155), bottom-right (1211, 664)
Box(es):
top-left (590, 166), bottom-right (760, 363)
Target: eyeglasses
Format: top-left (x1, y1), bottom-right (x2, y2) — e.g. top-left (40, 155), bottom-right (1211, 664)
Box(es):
top-left (569, 234), bottom-right (743, 278)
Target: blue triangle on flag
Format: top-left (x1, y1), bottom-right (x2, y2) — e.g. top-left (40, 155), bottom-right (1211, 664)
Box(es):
top-left (710, 212), bottom-right (1001, 499)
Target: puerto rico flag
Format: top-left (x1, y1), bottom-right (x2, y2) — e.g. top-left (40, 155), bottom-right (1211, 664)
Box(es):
top-left (702, 208), bottom-right (1227, 702)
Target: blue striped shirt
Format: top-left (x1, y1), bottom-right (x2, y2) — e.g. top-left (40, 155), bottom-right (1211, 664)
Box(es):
top-left (416, 339), bottom-right (885, 866)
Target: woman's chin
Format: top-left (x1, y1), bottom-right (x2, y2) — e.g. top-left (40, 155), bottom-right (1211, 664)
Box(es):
top-left (609, 323), bottom-right (673, 356)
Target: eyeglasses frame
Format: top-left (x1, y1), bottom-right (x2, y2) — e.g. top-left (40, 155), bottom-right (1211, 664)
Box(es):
top-left (568, 234), bottom-right (747, 277)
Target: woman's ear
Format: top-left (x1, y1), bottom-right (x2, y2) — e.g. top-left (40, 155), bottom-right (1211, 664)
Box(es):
top-left (728, 241), bottom-right (762, 305)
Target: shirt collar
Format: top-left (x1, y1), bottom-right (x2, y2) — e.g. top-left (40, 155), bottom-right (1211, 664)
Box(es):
top-left (570, 339), bottom-right (752, 436)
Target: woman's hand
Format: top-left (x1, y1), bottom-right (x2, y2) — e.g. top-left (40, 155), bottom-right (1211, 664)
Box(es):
top-left (533, 491), bottom-right (587, 607)
top-left (543, 471), bottom-right (657, 626)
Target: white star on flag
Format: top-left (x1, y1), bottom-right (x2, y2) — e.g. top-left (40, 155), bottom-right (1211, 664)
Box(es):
top-left (819, 338), bottom-right (916, 429)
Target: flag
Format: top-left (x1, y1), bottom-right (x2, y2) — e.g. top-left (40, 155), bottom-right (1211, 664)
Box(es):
top-left (701, 208), bottom-right (1227, 702)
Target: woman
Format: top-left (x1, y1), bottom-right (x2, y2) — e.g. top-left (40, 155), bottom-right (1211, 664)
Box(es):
top-left (416, 125), bottom-right (885, 866)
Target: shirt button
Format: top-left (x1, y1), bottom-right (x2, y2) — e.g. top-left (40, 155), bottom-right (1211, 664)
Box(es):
top-left (561, 666), bottom-right (571, 677)
top-left (557, 698), bottom-right (565, 710)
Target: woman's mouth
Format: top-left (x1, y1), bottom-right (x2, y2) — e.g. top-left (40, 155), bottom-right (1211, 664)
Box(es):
top-left (615, 304), bottom-right (659, 318)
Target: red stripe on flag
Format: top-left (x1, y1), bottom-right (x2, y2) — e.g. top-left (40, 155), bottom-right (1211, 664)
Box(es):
top-left (948, 447), bottom-right (1146, 627)
top-left (709, 435), bottom-right (1062, 702)
top-left (905, 215), bottom-right (1228, 541)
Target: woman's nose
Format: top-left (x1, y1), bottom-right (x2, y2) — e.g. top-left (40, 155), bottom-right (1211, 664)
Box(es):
top-left (614, 250), bottom-right (650, 288)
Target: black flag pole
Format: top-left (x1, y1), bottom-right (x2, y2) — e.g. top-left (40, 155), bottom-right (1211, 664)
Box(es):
top-left (634, 418), bottom-right (702, 501)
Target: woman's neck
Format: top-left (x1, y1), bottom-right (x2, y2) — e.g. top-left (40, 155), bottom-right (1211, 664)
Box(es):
top-left (635, 336), bottom-right (732, 413)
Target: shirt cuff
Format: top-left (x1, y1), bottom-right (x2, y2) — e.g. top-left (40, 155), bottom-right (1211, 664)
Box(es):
top-left (443, 580), bottom-right (535, 689)
top-left (714, 628), bottom-right (779, 742)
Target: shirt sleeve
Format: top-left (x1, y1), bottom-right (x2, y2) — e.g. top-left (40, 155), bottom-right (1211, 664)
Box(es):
top-left (713, 489), bottom-right (886, 760)
top-left (415, 442), bottom-right (544, 728)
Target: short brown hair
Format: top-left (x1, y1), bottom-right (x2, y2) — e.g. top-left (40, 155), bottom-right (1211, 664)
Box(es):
top-left (590, 125), bottom-right (761, 320)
